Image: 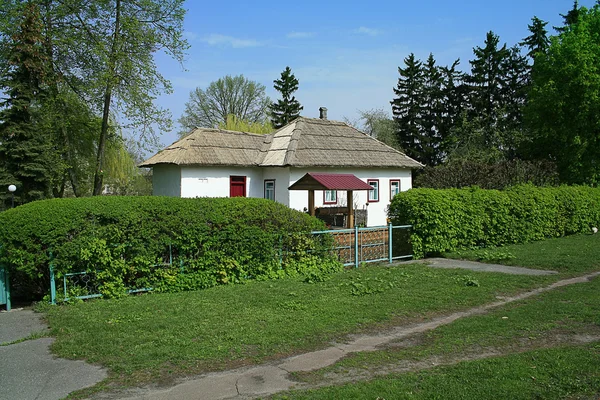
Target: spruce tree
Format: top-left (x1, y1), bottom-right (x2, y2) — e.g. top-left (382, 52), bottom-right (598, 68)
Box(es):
top-left (420, 54), bottom-right (445, 165)
top-left (269, 66), bottom-right (303, 129)
top-left (0, 3), bottom-right (59, 206)
top-left (391, 53), bottom-right (424, 163)
top-left (520, 16), bottom-right (550, 61)
top-left (439, 59), bottom-right (468, 157)
top-left (500, 46), bottom-right (529, 158)
top-left (554, 1), bottom-right (580, 32)
top-left (467, 31), bottom-right (510, 142)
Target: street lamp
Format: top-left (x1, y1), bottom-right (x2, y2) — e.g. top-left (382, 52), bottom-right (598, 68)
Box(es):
top-left (8, 185), bottom-right (16, 208)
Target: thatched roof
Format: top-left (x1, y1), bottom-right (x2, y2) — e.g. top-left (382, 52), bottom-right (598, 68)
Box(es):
top-left (140, 117), bottom-right (423, 169)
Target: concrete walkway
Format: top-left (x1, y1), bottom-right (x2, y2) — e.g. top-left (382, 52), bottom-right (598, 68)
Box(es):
top-left (113, 271), bottom-right (599, 400)
top-left (0, 309), bottom-right (107, 400)
top-left (413, 257), bottom-right (559, 276)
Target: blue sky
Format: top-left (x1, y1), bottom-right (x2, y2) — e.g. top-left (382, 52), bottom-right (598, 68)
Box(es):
top-left (154, 0), bottom-right (594, 147)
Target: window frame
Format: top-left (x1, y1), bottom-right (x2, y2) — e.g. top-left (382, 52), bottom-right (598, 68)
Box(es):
top-left (323, 190), bottom-right (337, 205)
top-left (390, 179), bottom-right (401, 200)
top-left (367, 179), bottom-right (379, 203)
top-left (264, 179), bottom-right (275, 201)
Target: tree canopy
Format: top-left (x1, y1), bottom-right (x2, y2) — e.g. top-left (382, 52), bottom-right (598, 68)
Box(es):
top-left (525, 4), bottom-right (600, 184)
top-left (178, 75), bottom-right (271, 135)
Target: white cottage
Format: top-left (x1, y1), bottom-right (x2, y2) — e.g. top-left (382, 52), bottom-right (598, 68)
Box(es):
top-left (140, 109), bottom-right (422, 227)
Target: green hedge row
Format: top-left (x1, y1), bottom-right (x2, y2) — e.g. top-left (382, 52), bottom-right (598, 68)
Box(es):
top-left (388, 185), bottom-right (600, 258)
top-left (0, 197), bottom-right (341, 299)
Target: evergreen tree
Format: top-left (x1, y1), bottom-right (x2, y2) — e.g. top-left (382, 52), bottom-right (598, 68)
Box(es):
top-left (0, 3), bottom-right (60, 206)
top-left (554, 1), bottom-right (581, 32)
top-left (467, 31), bottom-right (510, 146)
top-left (499, 45), bottom-right (529, 158)
top-left (439, 59), bottom-right (468, 159)
top-left (520, 16), bottom-right (550, 61)
top-left (420, 54), bottom-right (445, 165)
top-left (269, 66), bottom-right (303, 129)
top-left (391, 53), bottom-right (424, 163)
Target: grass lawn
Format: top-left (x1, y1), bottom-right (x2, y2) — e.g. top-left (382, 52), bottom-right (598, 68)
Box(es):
top-left (43, 233), bottom-right (600, 397)
top-left (274, 261), bottom-right (600, 399)
top-left (272, 345), bottom-right (600, 400)
top-left (45, 264), bottom-right (553, 388)
top-left (444, 233), bottom-right (600, 275)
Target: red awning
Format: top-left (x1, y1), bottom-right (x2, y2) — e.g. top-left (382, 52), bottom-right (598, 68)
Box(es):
top-left (288, 173), bottom-right (374, 191)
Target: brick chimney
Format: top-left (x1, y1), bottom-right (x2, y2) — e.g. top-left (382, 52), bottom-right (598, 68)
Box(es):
top-left (319, 107), bottom-right (328, 120)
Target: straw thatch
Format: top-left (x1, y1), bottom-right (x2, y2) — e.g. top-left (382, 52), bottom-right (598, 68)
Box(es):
top-left (139, 117), bottom-right (423, 169)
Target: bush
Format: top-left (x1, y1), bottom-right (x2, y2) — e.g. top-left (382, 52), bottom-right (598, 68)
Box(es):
top-left (414, 159), bottom-right (559, 190)
top-left (388, 185), bottom-right (600, 258)
top-left (0, 196), bottom-right (342, 299)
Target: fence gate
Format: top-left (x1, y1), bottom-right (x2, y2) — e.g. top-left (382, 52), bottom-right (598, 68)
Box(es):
top-left (0, 267), bottom-right (10, 311)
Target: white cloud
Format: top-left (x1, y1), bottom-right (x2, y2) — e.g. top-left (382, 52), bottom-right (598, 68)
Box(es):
top-left (201, 34), bottom-right (262, 48)
top-left (286, 31), bottom-right (316, 39)
top-left (354, 26), bottom-right (382, 36)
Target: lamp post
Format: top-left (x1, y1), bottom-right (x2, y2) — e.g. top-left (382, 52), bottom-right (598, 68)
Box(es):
top-left (8, 185), bottom-right (16, 208)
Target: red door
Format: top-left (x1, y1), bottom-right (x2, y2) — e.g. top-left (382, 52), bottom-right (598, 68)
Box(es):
top-left (230, 176), bottom-right (246, 197)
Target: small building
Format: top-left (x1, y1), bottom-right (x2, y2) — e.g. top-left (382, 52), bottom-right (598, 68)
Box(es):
top-left (140, 109), bottom-right (422, 227)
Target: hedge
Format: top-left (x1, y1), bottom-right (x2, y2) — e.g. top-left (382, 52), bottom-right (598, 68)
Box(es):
top-left (0, 196), bottom-right (341, 299)
top-left (388, 185), bottom-right (600, 258)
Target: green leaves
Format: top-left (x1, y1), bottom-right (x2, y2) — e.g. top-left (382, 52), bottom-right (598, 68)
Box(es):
top-left (0, 196), bottom-right (340, 299)
top-left (388, 185), bottom-right (600, 258)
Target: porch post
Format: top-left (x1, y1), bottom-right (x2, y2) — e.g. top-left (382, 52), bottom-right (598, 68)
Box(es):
top-left (347, 190), bottom-right (354, 229)
top-left (308, 190), bottom-right (315, 216)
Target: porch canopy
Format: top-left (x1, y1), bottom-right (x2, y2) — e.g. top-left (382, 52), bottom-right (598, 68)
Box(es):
top-left (288, 173), bottom-right (374, 229)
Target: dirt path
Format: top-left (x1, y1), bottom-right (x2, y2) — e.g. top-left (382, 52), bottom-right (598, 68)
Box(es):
top-left (110, 271), bottom-right (600, 400)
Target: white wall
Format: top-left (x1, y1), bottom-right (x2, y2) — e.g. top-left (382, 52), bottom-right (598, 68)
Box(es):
top-left (289, 167), bottom-right (412, 227)
top-left (155, 164), bottom-right (412, 227)
top-left (152, 165), bottom-right (181, 197)
top-left (180, 166), bottom-right (263, 198)
top-left (260, 167), bottom-right (291, 206)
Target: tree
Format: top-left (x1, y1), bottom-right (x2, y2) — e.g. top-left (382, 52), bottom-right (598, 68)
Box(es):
top-left (0, 0), bottom-right (186, 197)
top-left (420, 54), bottom-right (445, 165)
top-left (179, 75), bottom-right (271, 134)
top-left (467, 31), bottom-right (510, 135)
top-left (391, 53), bottom-right (425, 163)
top-left (525, 5), bottom-right (600, 184)
top-left (439, 59), bottom-right (468, 155)
top-left (344, 109), bottom-right (399, 150)
top-left (554, 1), bottom-right (581, 32)
top-left (520, 16), bottom-right (550, 61)
top-left (269, 66), bottom-right (303, 129)
top-left (74, 0), bottom-right (188, 196)
top-left (0, 3), bottom-right (61, 206)
top-left (218, 114), bottom-right (273, 134)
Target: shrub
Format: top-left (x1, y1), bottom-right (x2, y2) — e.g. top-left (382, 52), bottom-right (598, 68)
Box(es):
top-left (414, 159), bottom-right (559, 190)
top-left (388, 185), bottom-right (600, 258)
top-left (0, 196), bottom-right (342, 299)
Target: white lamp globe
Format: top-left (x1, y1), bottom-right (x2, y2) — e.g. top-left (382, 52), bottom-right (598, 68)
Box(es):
top-left (8, 184), bottom-right (16, 193)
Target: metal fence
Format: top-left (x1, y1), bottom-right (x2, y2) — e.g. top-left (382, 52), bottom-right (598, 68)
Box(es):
top-left (48, 225), bottom-right (412, 304)
top-left (49, 245), bottom-right (177, 304)
top-left (311, 224), bottom-right (412, 267)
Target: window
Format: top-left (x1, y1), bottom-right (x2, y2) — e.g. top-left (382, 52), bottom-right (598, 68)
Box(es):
top-left (390, 180), bottom-right (401, 200)
top-left (324, 190), bottom-right (337, 204)
top-left (367, 179), bottom-right (379, 202)
top-left (264, 180), bottom-right (275, 201)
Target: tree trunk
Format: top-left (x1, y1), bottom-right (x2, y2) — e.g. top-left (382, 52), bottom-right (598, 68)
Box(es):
top-left (92, 0), bottom-right (121, 196)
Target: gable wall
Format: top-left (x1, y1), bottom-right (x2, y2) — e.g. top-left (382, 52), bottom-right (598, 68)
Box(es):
top-left (152, 165), bottom-right (181, 197)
